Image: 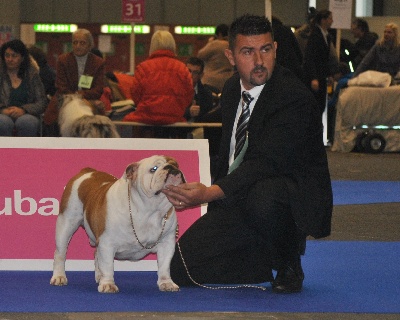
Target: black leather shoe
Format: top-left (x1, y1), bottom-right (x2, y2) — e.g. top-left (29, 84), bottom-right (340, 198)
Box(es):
top-left (272, 258), bottom-right (304, 294)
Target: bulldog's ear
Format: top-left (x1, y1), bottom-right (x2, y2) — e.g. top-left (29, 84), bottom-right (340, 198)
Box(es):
top-left (124, 162), bottom-right (139, 181)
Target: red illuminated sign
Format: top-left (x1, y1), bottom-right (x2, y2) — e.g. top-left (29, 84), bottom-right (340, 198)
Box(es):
top-left (122, 0), bottom-right (145, 23)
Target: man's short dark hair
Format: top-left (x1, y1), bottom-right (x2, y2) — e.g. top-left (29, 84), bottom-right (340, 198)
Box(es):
top-left (312, 9), bottom-right (332, 28)
top-left (228, 14), bottom-right (273, 50)
top-left (186, 56), bottom-right (205, 73)
top-left (215, 24), bottom-right (229, 37)
top-left (353, 18), bottom-right (370, 33)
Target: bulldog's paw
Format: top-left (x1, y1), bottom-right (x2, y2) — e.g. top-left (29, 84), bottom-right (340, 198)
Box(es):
top-left (50, 275), bottom-right (68, 286)
top-left (98, 283), bottom-right (119, 293)
top-left (158, 279), bottom-right (180, 292)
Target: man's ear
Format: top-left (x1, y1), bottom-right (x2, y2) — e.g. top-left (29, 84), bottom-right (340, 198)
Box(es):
top-left (224, 48), bottom-right (235, 67)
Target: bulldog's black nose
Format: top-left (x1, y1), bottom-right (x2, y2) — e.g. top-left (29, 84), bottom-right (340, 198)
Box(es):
top-left (165, 167), bottom-right (185, 183)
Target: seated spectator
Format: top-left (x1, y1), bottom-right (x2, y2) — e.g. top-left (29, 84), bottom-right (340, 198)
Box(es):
top-left (353, 23), bottom-right (400, 78)
top-left (28, 46), bottom-right (56, 97)
top-left (184, 56), bottom-right (213, 122)
top-left (123, 30), bottom-right (193, 126)
top-left (0, 39), bottom-right (47, 136)
top-left (43, 28), bottom-right (105, 132)
top-left (184, 57), bottom-right (221, 173)
top-left (350, 18), bottom-right (378, 69)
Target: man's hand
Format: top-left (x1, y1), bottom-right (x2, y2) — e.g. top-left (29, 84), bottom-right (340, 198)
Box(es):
top-left (190, 105), bottom-right (200, 117)
top-left (311, 79), bottom-right (319, 92)
top-left (162, 182), bottom-right (224, 210)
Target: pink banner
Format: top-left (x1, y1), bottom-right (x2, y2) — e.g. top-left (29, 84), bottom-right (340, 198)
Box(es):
top-left (0, 138), bottom-right (209, 269)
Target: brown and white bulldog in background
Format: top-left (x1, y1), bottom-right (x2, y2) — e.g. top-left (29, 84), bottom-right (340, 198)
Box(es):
top-left (50, 155), bottom-right (184, 293)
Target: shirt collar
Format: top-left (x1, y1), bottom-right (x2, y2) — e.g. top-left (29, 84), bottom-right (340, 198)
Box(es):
top-left (240, 81), bottom-right (264, 101)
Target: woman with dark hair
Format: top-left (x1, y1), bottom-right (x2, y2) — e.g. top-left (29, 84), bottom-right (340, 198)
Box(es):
top-left (0, 39), bottom-right (47, 136)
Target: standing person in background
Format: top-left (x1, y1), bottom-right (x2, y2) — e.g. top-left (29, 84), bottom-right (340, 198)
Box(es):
top-left (350, 18), bottom-right (378, 69)
top-left (353, 23), bottom-right (400, 78)
top-left (294, 7), bottom-right (317, 60)
top-left (197, 24), bottom-right (234, 92)
top-left (123, 30), bottom-right (193, 128)
top-left (43, 28), bottom-right (105, 131)
top-left (184, 56), bottom-right (213, 122)
top-left (304, 10), bottom-right (335, 116)
top-left (304, 10), bottom-right (333, 115)
top-left (0, 39), bottom-right (47, 136)
top-left (272, 16), bottom-right (304, 81)
top-left (163, 14), bottom-right (332, 293)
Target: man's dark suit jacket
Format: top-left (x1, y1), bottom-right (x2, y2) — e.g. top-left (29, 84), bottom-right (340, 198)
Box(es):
top-left (213, 65), bottom-right (332, 239)
top-left (184, 81), bottom-right (214, 121)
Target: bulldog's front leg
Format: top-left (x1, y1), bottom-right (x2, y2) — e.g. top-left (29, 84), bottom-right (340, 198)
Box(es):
top-left (156, 235), bottom-right (179, 292)
top-left (96, 243), bottom-right (119, 293)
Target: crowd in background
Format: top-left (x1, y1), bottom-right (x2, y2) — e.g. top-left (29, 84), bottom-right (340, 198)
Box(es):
top-left (1, 10), bottom-right (397, 297)
top-left (0, 8), bottom-right (398, 140)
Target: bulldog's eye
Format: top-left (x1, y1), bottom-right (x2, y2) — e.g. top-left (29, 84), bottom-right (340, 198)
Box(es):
top-left (150, 166), bottom-right (158, 173)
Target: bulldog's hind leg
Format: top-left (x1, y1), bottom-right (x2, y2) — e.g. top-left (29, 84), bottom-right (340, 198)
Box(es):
top-left (50, 211), bottom-right (83, 286)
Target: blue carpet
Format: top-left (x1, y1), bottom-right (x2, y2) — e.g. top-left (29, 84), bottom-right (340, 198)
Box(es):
top-left (332, 180), bottom-right (400, 205)
top-left (0, 241), bottom-right (399, 313)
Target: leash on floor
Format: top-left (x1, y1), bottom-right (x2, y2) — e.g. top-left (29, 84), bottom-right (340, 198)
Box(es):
top-left (176, 241), bottom-right (267, 291)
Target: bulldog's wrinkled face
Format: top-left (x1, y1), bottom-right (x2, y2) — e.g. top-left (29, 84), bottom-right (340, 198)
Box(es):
top-left (125, 155), bottom-right (184, 198)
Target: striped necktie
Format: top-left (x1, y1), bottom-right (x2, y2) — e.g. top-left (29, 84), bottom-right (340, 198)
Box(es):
top-left (234, 91), bottom-right (253, 159)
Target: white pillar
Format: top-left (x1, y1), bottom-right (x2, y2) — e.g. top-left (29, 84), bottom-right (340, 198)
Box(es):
top-left (265, 0), bottom-right (272, 21)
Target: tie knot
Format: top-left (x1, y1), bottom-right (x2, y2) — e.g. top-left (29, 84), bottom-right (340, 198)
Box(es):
top-left (242, 91), bottom-right (253, 106)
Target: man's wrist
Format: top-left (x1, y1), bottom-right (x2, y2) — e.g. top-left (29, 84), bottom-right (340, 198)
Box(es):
top-left (206, 185), bottom-right (225, 202)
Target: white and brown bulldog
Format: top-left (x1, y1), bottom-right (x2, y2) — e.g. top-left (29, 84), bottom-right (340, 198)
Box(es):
top-left (50, 155), bottom-right (184, 293)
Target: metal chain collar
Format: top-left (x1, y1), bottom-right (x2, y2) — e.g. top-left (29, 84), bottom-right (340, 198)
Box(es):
top-left (128, 183), bottom-right (168, 250)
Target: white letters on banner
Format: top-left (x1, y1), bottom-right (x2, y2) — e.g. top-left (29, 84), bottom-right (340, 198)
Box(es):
top-left (0, 190), bottom-right (58, 216)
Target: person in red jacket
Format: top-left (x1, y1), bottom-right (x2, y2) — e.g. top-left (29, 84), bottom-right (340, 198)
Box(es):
top-left (123, 30), bottom-right (194, 126)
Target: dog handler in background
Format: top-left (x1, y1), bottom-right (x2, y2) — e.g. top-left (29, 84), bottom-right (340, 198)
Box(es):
top-left (163, 14), bottom-right (333, 293)
top-left (43, 28), bottom-right (105, 133)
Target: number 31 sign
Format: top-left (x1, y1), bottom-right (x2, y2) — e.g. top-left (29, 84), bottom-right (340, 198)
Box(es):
top-left (122, 0), bottom-right (145, 23)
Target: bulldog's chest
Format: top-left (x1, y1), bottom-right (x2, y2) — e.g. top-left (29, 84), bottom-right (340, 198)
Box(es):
top-left (101, 213), bottom-right (177, 260)
top-left (85, 199), bottom-right (177, 258)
